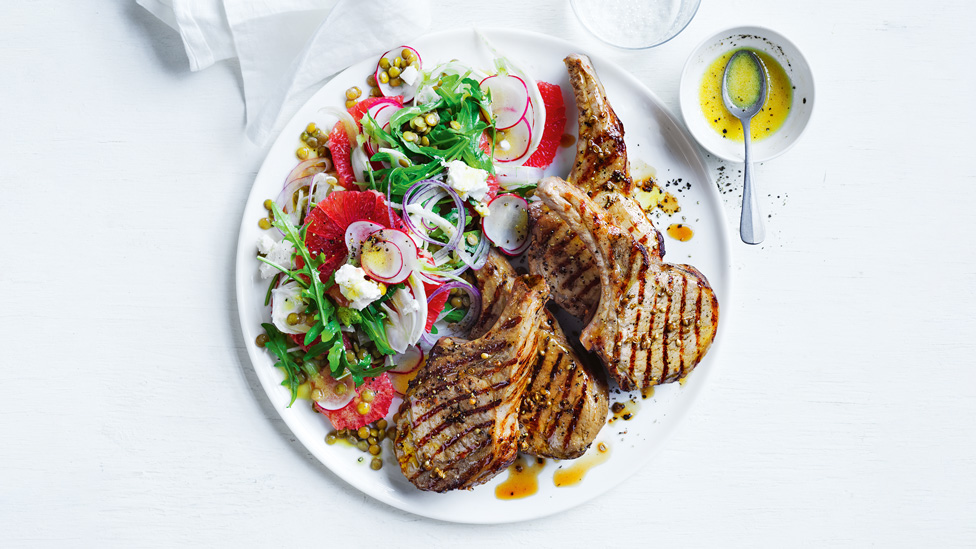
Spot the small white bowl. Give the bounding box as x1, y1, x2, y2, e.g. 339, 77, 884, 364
679, 26, 814, 162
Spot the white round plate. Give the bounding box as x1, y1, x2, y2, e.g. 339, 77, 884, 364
679, 25, 815, 162
236, 28, 732, 524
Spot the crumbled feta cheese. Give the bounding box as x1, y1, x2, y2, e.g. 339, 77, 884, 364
400, 64, 419, 86
259, 238, 295, 279
334, 264, 383, 310
256, 234, 276, 255
444, 159, 490, 202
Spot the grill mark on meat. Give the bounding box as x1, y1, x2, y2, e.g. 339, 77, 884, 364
660, 271, 672, 383
628, 275, 646, 383
693, 283, 703, 377
562, 372, 585, 449
677, 272, 688, 378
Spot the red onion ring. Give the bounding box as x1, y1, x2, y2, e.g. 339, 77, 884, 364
402, 180, 465, 259
423, 280, 482, 344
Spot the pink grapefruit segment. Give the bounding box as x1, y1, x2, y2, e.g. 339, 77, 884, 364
522, 82, 566, 168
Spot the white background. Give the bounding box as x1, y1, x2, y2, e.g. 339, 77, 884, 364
2, 0, 974, 546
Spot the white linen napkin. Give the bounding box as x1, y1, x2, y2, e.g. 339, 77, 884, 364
138, 0, 432, 146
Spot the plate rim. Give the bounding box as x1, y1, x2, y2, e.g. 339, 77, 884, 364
235, 26, 733, 523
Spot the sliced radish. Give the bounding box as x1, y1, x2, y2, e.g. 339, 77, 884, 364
480, 74, 530, 130
309, 373, 356, 411
360, 228, 419, 284
375, 46, 423, 103
492, 113, 533, 163
389, 370, 421, 396
363, 103, 397, 157
482, 194, 530, 255
344, 220, 384, 264
389, 344, 423, 374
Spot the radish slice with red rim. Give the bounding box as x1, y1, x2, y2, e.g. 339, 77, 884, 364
482, 194, 530, 255
360, 228, 419, 284
492, 112, 533, 163
480, 74, 529, 130
375, 46, 422, 102
389, 344, 423, 374
363, 103, 397, 157
310, 373, 356, 411
345, 220, 384, 264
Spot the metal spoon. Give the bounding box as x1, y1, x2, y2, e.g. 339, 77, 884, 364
722, 50, 767, 245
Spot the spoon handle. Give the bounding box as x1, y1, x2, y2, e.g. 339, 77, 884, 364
740, 122, 765, 244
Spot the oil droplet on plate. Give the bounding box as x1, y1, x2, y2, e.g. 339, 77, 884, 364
495, 454, 547, 500
553, 442, 612, 487
666, 223, 694, 241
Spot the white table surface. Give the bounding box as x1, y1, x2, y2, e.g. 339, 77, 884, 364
2, 0, 975, 546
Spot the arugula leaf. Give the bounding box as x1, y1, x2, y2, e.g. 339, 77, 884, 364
260, 323, 304, 407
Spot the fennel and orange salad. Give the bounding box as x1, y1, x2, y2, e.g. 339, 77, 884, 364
253, 43, 567, 448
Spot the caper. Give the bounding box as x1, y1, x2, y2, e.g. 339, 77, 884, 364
325, 432, 338, 445
357, 401, 371, 415
313, 127, 325, 139
450, 297, 463, 309
286, 313, 299, 326
317, 146, 328, 157
377, 419, 387, 430
462, 296, 470, 307
334, 382, 348, 397
258, 218, 272, 230
390, 77, 402, 87
368, 444, 381, 456
356, 440, 369, 452
386, 427, 397, 439
263, 199, 273, 210
296, 147, 311, 160
401, 48, 415, 62
357, 426, 370, 439
345, 99, 357, 109
311, 389, 324, 402
424, 113, 440, 126
378, 71, 390, 84
255, 334, 269, 347
366, 74, 377, 87
370, 458, 383, 470
370, 86, 382, 97
361, 389, 375, 403
306, 137, 319, 149
388, 66, 401, 78
345, 86, 362, 100
420, 135, 429, 146
393, 56, 402, 68
306, 122, 317, 134
402, 131, 418, 143
300, 131, 310, 142
367, 436, 378, 445
379, 57, 390, 69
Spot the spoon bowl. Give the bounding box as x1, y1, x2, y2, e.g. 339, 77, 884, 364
722, 50, 767, 245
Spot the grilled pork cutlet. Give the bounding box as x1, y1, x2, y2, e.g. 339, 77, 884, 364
519, 312, 609, 459
527, 53, 663, 322
470, 249, 609, 460
393, 275, 548, 492
536, 177, 719, 391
